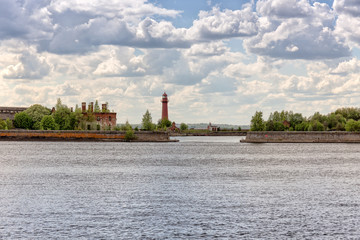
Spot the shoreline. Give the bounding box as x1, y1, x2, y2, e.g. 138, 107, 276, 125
241, 131, 360, 143
0, 130, 177, 142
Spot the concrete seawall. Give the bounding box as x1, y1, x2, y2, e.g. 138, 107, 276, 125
170, 131, 247, 136
0, 130, 175, 142
241, 131, 360, 143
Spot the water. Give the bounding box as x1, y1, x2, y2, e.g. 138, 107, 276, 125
1, 137, 360, 239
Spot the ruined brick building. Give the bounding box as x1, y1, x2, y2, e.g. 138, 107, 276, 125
81, 102, 117, 130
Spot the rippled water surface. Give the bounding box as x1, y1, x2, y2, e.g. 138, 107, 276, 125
1, 137, 360, 239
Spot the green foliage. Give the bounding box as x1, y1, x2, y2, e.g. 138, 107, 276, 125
94, 100, 101, 113
250, 111, 265, 131
273, 122, 285, 131
335, 107, 360, 121
5, 118, 13, 129
345, 119, 360, 132
124, 129, 136, 142
52, 98, 76, 130
265, 120, 285, 131
158, 119, 172, 129
326, 113, 346, 131
289, 113, 304, 128
309, 121, 325, 131
295, 122, 309, 131
265, 120, 274, 131
24, 104, 50, 123
135, 126, 139, 131
14, 112, 33, 129
41, 115, 56, 130
120, 120, 133, 131
180, 123, 188, 131
142, 110, 155, 131
238, 126, 242, 131
32, 121, 41, 130
0, 119, 6, 129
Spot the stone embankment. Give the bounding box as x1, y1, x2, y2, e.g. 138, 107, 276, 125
241, 131, 360, 143
169, 131, 247, 136
0, 130, 175, 142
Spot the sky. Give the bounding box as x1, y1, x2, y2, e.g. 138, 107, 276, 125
1, 0, 360, 125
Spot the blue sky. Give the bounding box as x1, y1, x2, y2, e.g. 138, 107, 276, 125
0, 0, 359, 124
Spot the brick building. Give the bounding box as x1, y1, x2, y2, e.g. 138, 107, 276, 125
81, 102, 117, 130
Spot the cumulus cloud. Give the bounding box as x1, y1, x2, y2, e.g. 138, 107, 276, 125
245, 0, 350, 59
330, 58, 360, 75
333, 0, 360, 17
189, 4, 258, 40
334, 0, 360, 47
185, 42, 229, 57
55, 82, 80, 96
1, 50, 52, 79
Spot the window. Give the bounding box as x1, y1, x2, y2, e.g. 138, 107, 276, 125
97, 116, 100, 121
109, 116, 111, 121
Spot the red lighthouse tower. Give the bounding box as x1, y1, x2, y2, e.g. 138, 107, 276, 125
161, 92, 169, 120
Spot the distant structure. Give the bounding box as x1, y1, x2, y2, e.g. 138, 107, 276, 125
0, 107, 28, 121
161, 92, 169, 120
168, 122, 179, 132
81, 102, 117, 130
207, 122, 219, 132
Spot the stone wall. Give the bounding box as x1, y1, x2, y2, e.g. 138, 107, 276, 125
242, 131, 360, 143
170, 131, 247, 136
0, 130, 173, 142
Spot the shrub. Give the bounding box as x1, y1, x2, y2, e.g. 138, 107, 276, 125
5, 118, 14, 129
14, 112, 33, 129
0, 120, 6, 129
345, 119, 360, 132
124, 129, 136, 142
180, 123, 188, 131
41, 115, 56, 130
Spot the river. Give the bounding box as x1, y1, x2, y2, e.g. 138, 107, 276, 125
1, 137, 360, 239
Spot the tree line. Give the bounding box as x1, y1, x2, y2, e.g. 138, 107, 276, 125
250, 107, 360, 132
1, 100, 189, 132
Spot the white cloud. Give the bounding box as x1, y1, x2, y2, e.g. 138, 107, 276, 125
334, 0, 360, 48
189, 5, 258, 40
1, 49, 52, 79
55, 82, 80, 96
245, 0, 350, 59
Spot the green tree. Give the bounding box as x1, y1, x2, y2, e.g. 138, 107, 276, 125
120, 120, 133, 131
180, 123, 188, 131
41, 115, 56, 130
94, 100, 101, 113
289, 113, 304, 128
14, 112, 33, 129
24, 104, 51, 124
345, 119, 360, 132
295, 122, 309, 131
265, 120, 275, 131
158, 118, 172, 129
326, 113, 346, 131
250, 111, 265, 131
53, 98, 72, 130
142, 110, 155, 131
335, 107, 360, 121
273, 121, 285, 131
5, 118, 14, 130
309, 121, 325, 131
0, 119, 6, 129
